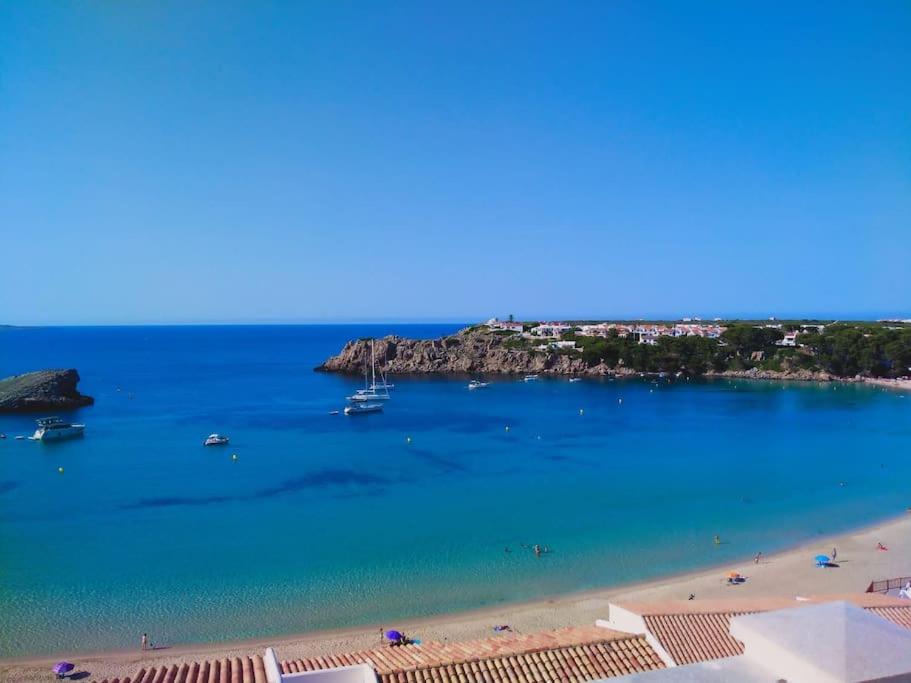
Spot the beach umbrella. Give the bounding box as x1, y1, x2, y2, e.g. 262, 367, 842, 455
53, 662, 74, 677
385, 630, 403, 642
815, 555, 830, 565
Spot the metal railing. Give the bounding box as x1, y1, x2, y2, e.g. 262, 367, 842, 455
866, 576, 911, 593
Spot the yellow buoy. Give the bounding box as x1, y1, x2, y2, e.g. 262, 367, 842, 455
58, 466, 64, 474
231, 453, 238, 462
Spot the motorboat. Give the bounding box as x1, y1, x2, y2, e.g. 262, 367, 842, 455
30, 417, 85, 442
523, 375, 540, 382
468, 380, 489, 390
569, 378, 582, 383
203, 433, 230, 446
344, 402, 383, 415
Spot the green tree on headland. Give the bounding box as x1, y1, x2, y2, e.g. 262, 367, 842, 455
558, 322, 911, 378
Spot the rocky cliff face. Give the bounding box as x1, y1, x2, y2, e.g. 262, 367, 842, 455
317, 327, 624, 376
318, 328, 858, 382
0, 369, 95, 413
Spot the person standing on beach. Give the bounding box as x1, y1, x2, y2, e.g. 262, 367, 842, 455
832, 547, 837, 560
141, 633, 148, 651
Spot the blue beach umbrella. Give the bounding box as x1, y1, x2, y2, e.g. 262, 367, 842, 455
53, 662, 75, 677
814, 554, 830, 565
385, 630, 403, 642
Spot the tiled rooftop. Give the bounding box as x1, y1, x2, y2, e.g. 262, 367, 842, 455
614, 595, 911, 666
93, 655, 269, 683
643, 612, 751, 666
92, 627, 664, 683
281, 626, 665, 682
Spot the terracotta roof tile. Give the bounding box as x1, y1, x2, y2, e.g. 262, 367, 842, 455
99, 658, 261, 683
276, 627, 663, 683
869, 606, 911, 630
639, 603, 911, 666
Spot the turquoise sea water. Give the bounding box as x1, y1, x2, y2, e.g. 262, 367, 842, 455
1, 325, 909, 657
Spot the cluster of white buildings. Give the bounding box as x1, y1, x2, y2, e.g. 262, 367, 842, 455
486, 318, 833, 349
577, 322, 725, 345
486, 319, 725, 346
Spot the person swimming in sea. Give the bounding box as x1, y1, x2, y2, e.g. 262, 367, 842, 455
714, 534, 721, 545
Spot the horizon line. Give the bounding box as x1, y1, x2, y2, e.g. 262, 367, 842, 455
3, 313, 909, 328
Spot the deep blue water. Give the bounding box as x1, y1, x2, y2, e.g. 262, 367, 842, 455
1, 325, 909, 657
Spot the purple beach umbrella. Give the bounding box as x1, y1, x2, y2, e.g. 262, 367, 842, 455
53, 662, 75, 676
385, 630, 403, 642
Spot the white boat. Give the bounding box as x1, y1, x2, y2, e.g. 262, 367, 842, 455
524, 375, 540, 382
348, 388, 391, 402
344, 402, 383, 415
468, 380, 489, 390
569, 378, 582, 383
203, 433, 229, 446
348, 341, 390, 402
31, 417, 85, 442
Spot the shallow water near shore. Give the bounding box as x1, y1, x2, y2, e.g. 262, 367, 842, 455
1, 324, 909, 657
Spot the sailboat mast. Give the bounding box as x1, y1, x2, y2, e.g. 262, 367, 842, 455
371, 340, 377, 388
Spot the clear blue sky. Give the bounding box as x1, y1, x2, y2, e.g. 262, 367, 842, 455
1, 2, 908, 324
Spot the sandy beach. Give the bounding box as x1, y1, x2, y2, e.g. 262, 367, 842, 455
864, 377, 911, 392
3, 512, 908, 683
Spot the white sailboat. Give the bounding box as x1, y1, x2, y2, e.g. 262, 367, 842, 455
346, 341, 390, 403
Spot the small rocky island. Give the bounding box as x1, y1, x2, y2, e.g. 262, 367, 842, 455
0, 369, 95, 413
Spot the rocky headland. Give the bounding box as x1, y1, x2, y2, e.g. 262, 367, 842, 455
317, 327, 605, 376
0, 369, 95, 413
317, 327, 865, 383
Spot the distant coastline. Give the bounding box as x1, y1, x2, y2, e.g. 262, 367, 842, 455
318, 319, 911, 384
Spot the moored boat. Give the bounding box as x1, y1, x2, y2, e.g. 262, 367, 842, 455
468, 380, 489, 390
203, 433, 229, 446
524, 375, 540, 382
348, 388, 391, 402
31, 417, 85, 442
347, 341, 391, 402
344, 402, 383, 415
